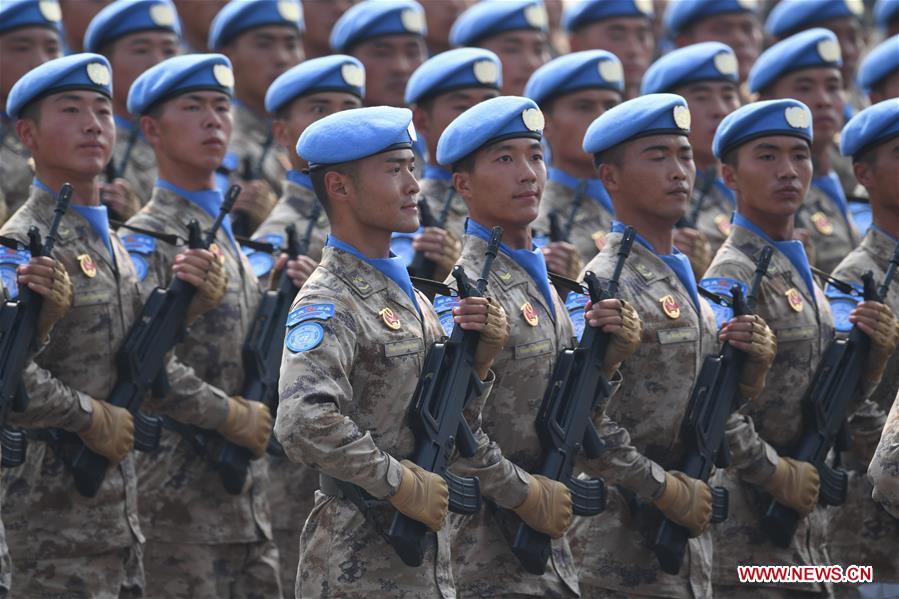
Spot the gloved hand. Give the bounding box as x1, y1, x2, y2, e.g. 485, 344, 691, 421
17, 256, 74, 341
584, 298, 642, 377
388, 459, 449, 532
79, 398, 135, 464
513, 474, 573, 539
541, 241, 582, 280
471, 298, 509, 380
174, 248, 227, 325
412, 227, 462, 282
674, 228, 711, 278
762, 456, 820, 517
653, 471, 712, 537
216, 396, 272, 458
850, 301, 899, 385
719, 314, 777, 400
233, 179, 277, 234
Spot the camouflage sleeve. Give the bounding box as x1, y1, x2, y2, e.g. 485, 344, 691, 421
723, 411, 778, 484
869, 392, 899, 517
275, 302, 404, 500
8, 360, 93, 432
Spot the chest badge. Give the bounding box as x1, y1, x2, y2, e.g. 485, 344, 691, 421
209, 242, 226, 264
660, 294, 681, 319
499, 270, 513, 282
810, 212, 834, 236
521, 302, 539, 326
714, 214, 732, 237
379, 307, 402, 330
77, 253, 97, 278
591, 230, 607, 251
785, 287, 804, 312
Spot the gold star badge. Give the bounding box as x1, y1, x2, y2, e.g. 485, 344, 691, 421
78, 253, 97, 278
660, 294, 680, 319
521, 302, 539, 326
379, 307, 401, 330
810, 212, 834, 235
785, 288, 804, 312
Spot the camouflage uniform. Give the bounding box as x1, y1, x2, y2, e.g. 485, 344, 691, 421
276, 244, 510, 598
705, 223, 836, 597
111, 118, 157, 205
447, 231, 579, 598
418, 172, 467, 241
123, 185, 280, 599
827, 227, 899, 588
870, 391, 899, 518
690, 170, 736, 255
0, 279, 8, 595
0, 121, 32, 219
571, 230, 718, 599
533, 176, 613, 265
230, 102, 290, 196
796, 181, 859, 275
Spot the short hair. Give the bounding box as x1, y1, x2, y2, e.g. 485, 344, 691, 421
18, 100, 42, 123
451, 151, 477, 173
309, 161, 360, 213
853, 146, 880, 167
593, 143, 625, 168
721, 148, 739, 167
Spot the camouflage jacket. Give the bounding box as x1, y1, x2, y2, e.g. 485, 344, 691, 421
533, 177, 612, 264
229, 102, 289, 196
870, 393, 899, 519
0, 122, 32, 219
111, 120, 157, 206
690, 171, 736, 256
797, 181, 859, 275
418, 176, 468, 242
123, 185, 271, 545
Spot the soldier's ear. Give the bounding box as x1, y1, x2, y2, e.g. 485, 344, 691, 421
452, 171, 472, 201
721, 163, 738, 191
140, 115, 161, 147
323, 170, 350, 205
597, 163, 618, 191
15, 119, 38, 153
852, 161, 874, 190
272, 118, 292, 151
412, 105, 430, 139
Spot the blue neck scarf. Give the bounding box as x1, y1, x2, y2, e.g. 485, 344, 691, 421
548, 166, 614, 215
713, 179, 736, 206
326, 235, 420, 315
157, 178, 236, 248
114, 114, 134, 134
812, 172, 849, 220
732, 212, 816, 306
611, 220, 700, 310
423, 165, 453, 182
34, 178, 113, 259
466, 219, 555, 317
287, 169, 313, 191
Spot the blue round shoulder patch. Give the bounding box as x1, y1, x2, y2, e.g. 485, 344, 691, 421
0, 265, 19, 299
248, 251, 275, 278
128, 253, 149, 282
829, 299, 856, 333
286, 322, 325, 353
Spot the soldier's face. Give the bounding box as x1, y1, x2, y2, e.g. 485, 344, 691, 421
677, 13, 762, 82
413, 87, 500, 159
59, 0, 109, 53
17, 91, 114, 179
109, 31, 179, 116
724, 136, 812, 219
677, 81, 740, 167
479, 31, 550, 96
173, 0, 226, 50
419, 0, 469, 53
767, 68, 844, 151
600, 135, 694, 223
456, 137, 546, 229
852, 140, 899, 206
275, 91, 363, 169
569, 18, 654, 96
543, 88, 621, 173
819, 16, 865, 80
143, 91, 232, 173
0, 27, 61, 101
353, 34, 426, 107
301, 0, 355, 55
348, 149, 420, 234
226, 26, 303, 103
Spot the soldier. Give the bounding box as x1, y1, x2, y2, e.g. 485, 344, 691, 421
58, 0, 108, 54
524, 50, 624, 265
749, 28, 860, 274
664, 0, 764, 90
419, 0, 468, 56
0, 0, 62, 220
876, 0, 899, 37
826, 99, 899, 596
171, 0, 224, 53
449, 0, 551, 97
124, 54, 284, 598
563, 0, 655, 99
870, 392, 899, 517
436, 95, 641, 597
571, 93, 776, 598
641, 42, 742, 257
209, 0, 304, 232
83, 0, 181, 217
300, 0, 354, 59
275, 105, 515, 597
859, 34, 899, 105
705, 99, 898, 597
1, 52, 224, 597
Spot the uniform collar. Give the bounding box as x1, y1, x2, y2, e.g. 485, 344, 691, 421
33, 178, 114, 260
156, 178, 236, 248
286, 169, 313, 191
547, 166, 614, 215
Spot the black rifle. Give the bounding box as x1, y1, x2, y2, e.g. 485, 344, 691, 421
0, 184, 72, 467
102, 124, 141, 223
210, 201, 323, 494
652, 246, 773, 574
50, 186, 239, 498
676, 167, 716, 229
408, 187, 455, 279
761, 242, 899, 548
504, 225, 636, 575
547, 180, 587, 244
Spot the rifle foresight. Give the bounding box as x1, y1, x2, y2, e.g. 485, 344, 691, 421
40, 183, 73, 256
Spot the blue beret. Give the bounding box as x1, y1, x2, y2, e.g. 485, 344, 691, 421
7, 53, 111, 119
766, 0, 862, 38
0, 0, 61, 34
209, 0, 302, 51
712, 99, 813, 159
450, 0, 548, 48
748, 28, 842, 94
858, 34, 899, 93
330, 0, 425, 53
664, 0, 758, 37
563, 0, 653, 33
437, 96, 544, 166
297, 106, 417, 168
127, 53, 233, 115
265, 55, 365, 113
583, 93, 691, 155
641, 42, 738, 94
84, 0, 180, 53
405, 48, 501, 105
525, 50, 624, 106
840, 99, 899, 157
875, 0, 899, 27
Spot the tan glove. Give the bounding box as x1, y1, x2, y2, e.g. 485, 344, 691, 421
36, 259, 73, 340
600, 299, 643, 377
861, 302, 899, 385
473, 298, 510, 379
674, 228, 711, 278
653, 471, 713, 537
737, 315, 777, 400
78, 398, 135, 464
388, 460, 449, 532
513, 474, 573, 539
234, 179, 277, 233
216, 396, 273, 458
761, 456, 820, 517
185, 254, 227, 325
